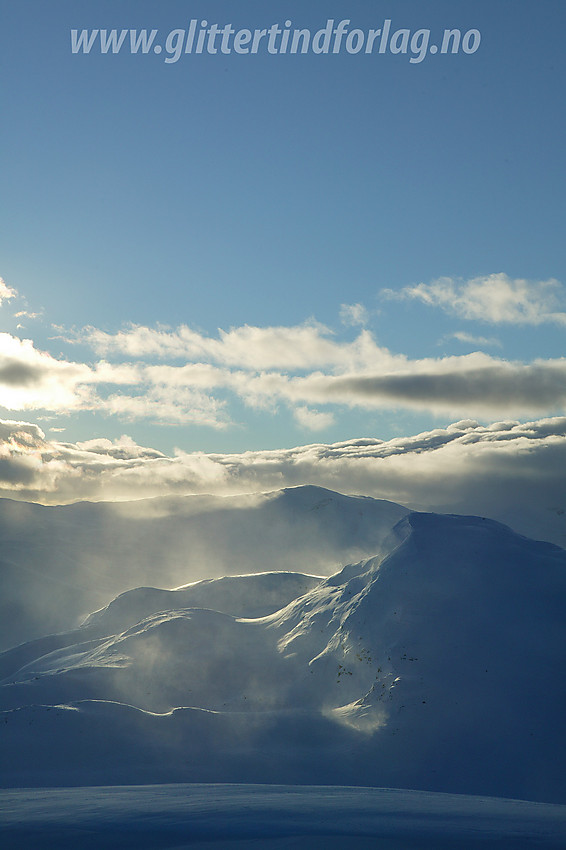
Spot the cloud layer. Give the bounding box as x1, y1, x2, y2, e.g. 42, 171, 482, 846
1, 415, 566, 548
2, 320, 566, 429
1, 271, 566, 432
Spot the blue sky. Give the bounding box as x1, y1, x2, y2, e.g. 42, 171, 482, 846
1, 0, 566, 458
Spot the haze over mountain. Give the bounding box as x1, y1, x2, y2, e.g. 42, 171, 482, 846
2, 505, 565, 805
0, 486, 408, 649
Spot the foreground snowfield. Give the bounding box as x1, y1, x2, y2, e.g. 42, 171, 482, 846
2, 784, 566, 848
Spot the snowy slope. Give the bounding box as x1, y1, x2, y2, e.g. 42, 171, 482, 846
2, 510, 565, 803
0, 486, 408, 649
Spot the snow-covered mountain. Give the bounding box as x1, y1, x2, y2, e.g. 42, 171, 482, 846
2, 509, 565, 804
0, 485, 408, 650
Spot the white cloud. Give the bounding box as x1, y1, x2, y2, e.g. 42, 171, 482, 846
75, 434, 167, 460
74, 322, 389, 372
340, 303, 369, 327
293, 406, 335, 431
448, 332, 502, 348
385, 273, 566, 325
0, 278, 17, 305
102, 386, 231, 427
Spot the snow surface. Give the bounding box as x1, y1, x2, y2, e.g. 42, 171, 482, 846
1, 784, 566, 848
2, 508, 565, 805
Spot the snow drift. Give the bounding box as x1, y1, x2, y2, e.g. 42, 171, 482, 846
2, 508, 565, 804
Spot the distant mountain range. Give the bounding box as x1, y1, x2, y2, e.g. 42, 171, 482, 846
1, 492, 565, 804
0, 485, 408, 649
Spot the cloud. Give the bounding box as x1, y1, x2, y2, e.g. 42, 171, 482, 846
229, 353, 566, 418
340, 303, 369, 327
293, 406, 335, 431
76, 321, 387, 371
15, 310, 43, 330
1, 416, 566, 548
0, 278, 17, 305
102, 386, 231, 428
447, 332, 502, 348
62, 318, 566, 420
5, 327, 566, 425
0, 333, 95, 410
385, 273, 566, 325
75, 434, 167, 460
73, 321, 415, 380
0, 333, 231, 426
